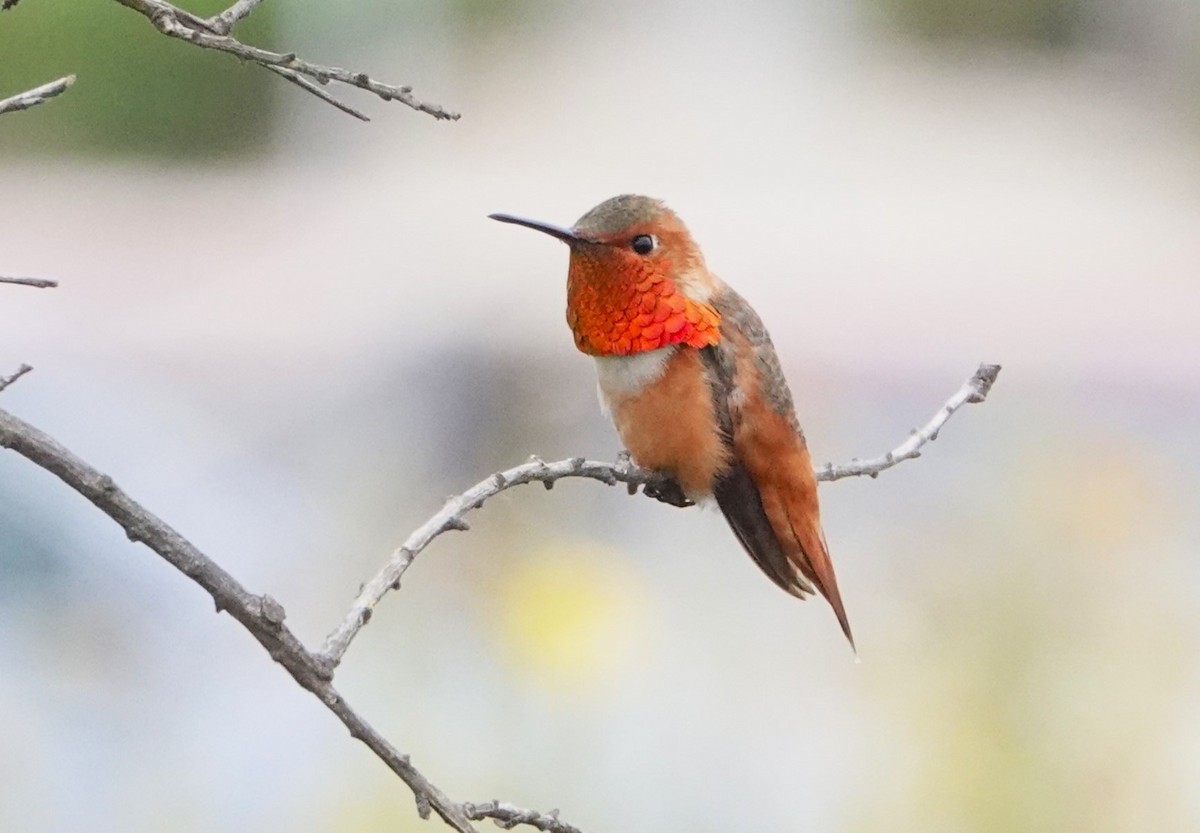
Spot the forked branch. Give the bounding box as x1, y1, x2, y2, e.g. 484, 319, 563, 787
110, 0, 458, 121
0, 407, 480, 833
0, 362, 1001, 833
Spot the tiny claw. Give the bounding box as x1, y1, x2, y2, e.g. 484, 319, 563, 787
643, 478, 695, 508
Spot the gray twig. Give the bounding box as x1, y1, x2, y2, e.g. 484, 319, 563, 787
206, 0, 264, 35
111, 0, 459, 121
264, 64, 370, 122
0, 276, 59, 288
0, 75, 75, 116
0, 363, 1000, 833
464, 802, 583, 833
319, 363, 1002, 667
815, 363, 1001, 481
0, 365, 33, 394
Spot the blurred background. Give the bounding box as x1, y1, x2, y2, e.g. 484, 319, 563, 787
2, 0, 1199, 831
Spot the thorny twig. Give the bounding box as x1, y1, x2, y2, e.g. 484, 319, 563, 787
319, 363, 1002, 667
110, 0, 458, 121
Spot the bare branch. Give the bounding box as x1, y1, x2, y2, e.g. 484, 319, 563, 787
0, 365, 33, 394
0, 407, 484, 833
464, 802, 583, 833
814, 363, 1001, 481
319, 363, 1002, 667
111, 0, 459, 121
0, 276, 58, 288
0, 75, 75, 116
318, 453, 660, 664
207, 0, 264, 35
0, 363, 999, 832
264, 65, 370, 122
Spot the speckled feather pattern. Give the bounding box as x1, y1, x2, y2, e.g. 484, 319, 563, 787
566, 250, 720, 356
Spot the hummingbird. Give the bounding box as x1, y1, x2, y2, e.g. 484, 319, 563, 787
490, 195, 853, 646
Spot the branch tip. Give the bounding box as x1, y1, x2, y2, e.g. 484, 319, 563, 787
967, 363, 1002, 403
0, 276, 59, 288
0, 75, 76, 116
0, 364, 34, 394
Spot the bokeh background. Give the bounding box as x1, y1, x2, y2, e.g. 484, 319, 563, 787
2, 1, 1199, 831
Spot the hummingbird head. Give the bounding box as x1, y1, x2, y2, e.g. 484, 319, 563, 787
490, 195, 721, 356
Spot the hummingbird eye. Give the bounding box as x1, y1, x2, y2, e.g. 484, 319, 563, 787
630, 234, 657, 255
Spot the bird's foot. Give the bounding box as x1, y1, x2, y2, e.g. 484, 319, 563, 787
643, 476, 695, 509
614, 451, 693, 507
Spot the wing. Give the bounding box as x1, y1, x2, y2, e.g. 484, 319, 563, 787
699, 340, 816, 599
702, 286, 854, 646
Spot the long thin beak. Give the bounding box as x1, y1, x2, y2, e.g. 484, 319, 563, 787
489, 212, 582, 244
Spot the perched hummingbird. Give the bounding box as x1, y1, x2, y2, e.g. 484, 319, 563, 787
490, 195, 852, 646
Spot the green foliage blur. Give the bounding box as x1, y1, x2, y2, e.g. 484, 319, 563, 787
869, 0, 1086, 46
0, 0, 278, 159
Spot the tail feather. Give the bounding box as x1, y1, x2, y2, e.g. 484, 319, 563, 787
716, 464, 854, 649
714, 463, 814, 598
777, 495, 855, 650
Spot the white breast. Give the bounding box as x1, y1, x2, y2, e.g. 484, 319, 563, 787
592, 346, 675, 417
